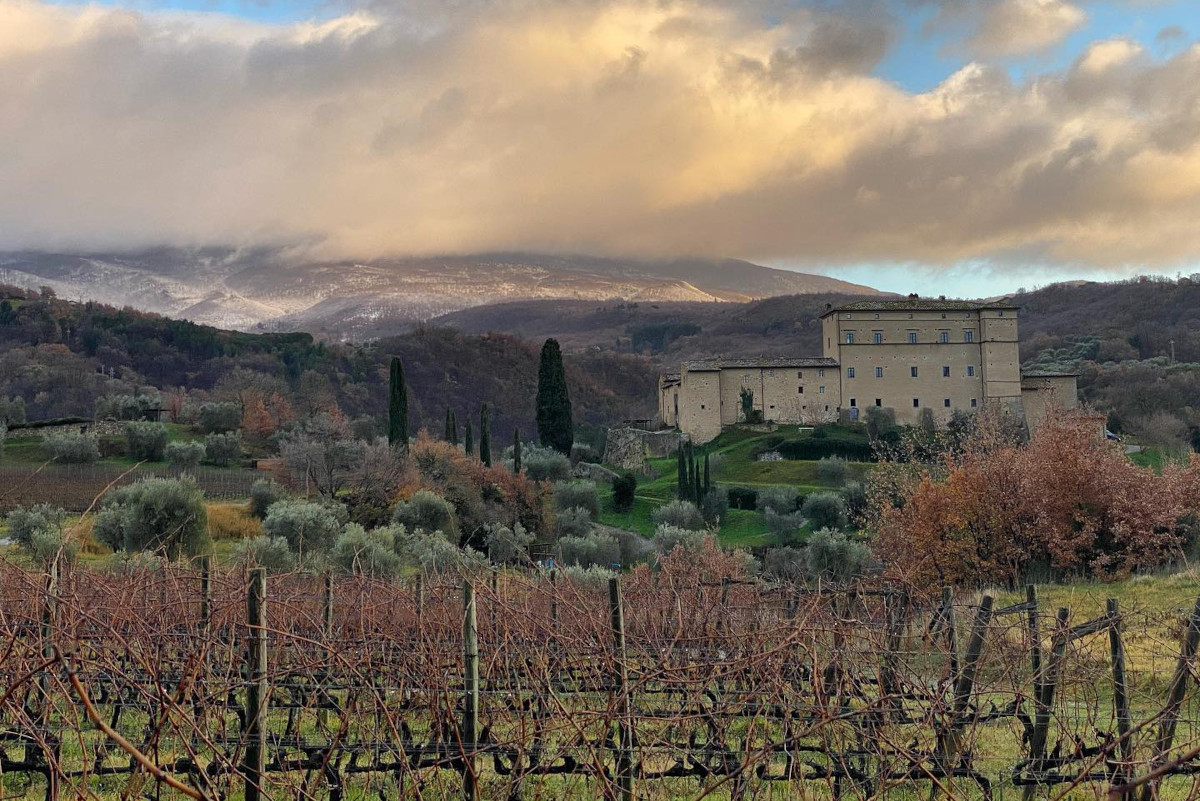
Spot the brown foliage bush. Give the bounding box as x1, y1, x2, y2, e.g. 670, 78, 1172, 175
869, 410, 1200, 587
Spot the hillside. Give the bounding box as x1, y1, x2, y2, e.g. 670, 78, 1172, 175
0, 286, 657, 442
0, 249, 881, 339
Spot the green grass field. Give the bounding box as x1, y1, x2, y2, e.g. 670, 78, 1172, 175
597, 425, 875, 549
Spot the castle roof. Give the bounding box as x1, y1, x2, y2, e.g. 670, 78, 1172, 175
1022, 371, 1080, 380
820, 298, 1020, 316
682, 357, 839, 372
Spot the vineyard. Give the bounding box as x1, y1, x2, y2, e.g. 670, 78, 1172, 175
4, 552, 1200, 800
0, 463, 260, 512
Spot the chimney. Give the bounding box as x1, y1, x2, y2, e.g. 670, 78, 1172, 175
825, 303, 832, 310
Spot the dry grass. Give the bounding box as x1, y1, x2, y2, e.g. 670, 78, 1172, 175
206, 502, 260, 541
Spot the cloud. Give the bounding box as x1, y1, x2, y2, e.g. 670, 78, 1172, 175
2, 0, 1200, 274
964, 0, 1086, 57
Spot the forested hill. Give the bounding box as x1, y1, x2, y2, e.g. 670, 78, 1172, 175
0, 286, 657, 441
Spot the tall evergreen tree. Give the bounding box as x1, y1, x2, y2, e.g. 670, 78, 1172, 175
513, 429, 522, 474
677, 446, 686, 500
444, 408, 454, 442
387, 356, 408, 448
464, 418, 474, 456
693, 458, 703, 504
479, 404, 492, 467
449, 410, 459, 446
703, 452, 711, 495
535, 338, 574, 455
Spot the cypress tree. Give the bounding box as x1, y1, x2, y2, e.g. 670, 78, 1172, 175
693, 458, 703, 504
387, 356, 408, 448
449, 410, 459, 446
677, 446, 686, 499
535, 338, 574, 455
513, 429, 522, 473
464, 418, 474, 457
479, 404, 492, 467
444, 408, 454, 442
703, 452, 711, 495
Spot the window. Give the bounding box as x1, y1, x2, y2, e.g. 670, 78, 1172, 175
910, 366, 919, 378
913, 398, 920, 408
846, 332, 856, 344
939, 330, 950, 343
819, 386, 826, 394
797, 371, 803, 379
874, 313, 880, 320
875, 367, 883, 378
941, 313, 947, 319
873, 331, 883, 344
798, 386, 804, 394
849, 398, 857, 408
964, 329, 975, 343
967, 366, 976, 377
818, 369, 825, 378
769, 404, 775, 410
766, 370, 774, 377
999, 311, 1005, 317
742, 375, 752, 384
847, 367, 856, 378
824, 405, 829, 412
875, 398, 882, 407
944, 398, 951, 408
971, 398, 978, 408
908, 331, 918, 344
942, 366, 950, 378
846, 313, 853, 319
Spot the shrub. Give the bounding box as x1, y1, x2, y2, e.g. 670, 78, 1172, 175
554, 480, 599, 519
393, 525, 486, 572
764, 509, 806, 539
569, 443, 596, 464
26, 526, 79, 566
43, 432, 100, 464
164, 440, 205, 469
612, 473, 638, 512
556, 564, 617, 588
5, 504, 67, 549
617, 530, 656, 566
775, 438, 873, 461
652, 500, 706, 531
125, 422, 169, 461
486, 522, 535, 565
558, 530, 621, 568
802, 492, 848, 530
762, 546, 807, 583
233, 536, 295, 573
698, 487, 729, 525
707, 452, 726, 477
816, 456, 851, 486
262, 500, 347, 554
0, 396, 27, 425
392, 490, 457, 539
806, 528, 873, 582
93, 477, 209, 559
865, 406, 898, 442
204, 431, 242, 466
250, 479, 288, 519
95, 394, 160, 422
517, 444, 572, 482
727, 487, 758, 511
331, 524, 403, 578
207, 503, 261, 541
654, 524, 707, 555
196, 402, 242, 434
841, 481, 868, 521
555, 506, 593, 539
758, 487, 802, 516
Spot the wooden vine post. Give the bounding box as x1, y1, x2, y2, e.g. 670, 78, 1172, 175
1107, 598, 1132, 800
462, 581, 480, 801
243, 568, 269, 801
1024, 606, 1070, 801
1138, 594, 1200, 801
609, 577, 635, 801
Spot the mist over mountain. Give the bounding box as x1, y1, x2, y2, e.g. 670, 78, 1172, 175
0, 250, 881, 339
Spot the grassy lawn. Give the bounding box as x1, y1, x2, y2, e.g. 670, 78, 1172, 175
597, 425, 875, 549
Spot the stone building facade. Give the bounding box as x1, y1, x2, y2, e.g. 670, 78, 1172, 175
660, 298, 1079, 443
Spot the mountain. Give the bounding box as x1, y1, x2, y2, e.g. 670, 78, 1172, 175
0, 249, 882, 340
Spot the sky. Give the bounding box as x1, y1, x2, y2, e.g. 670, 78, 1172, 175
7, 0, 1200, 297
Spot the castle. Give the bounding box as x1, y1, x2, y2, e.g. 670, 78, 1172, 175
658, 298, 1079, 443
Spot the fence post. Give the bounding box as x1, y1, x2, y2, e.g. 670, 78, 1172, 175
717, 576, 731, 634
1025, 585, 1040, 704
1139, 594, 1200, 801
941, 586, 959, 681
39, 558, 60, 801
1024, 606, 1069, 801
462, 581, 479, 801
319, 573, 333, 731
609, 577, 634, 801
935, 594, 992, 800
416, 572, 425, 625
200, 556, 212, 637
1107, 598, 1132, 800
243, 568, 268, 801
550, 569, 559, 644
